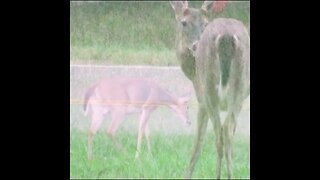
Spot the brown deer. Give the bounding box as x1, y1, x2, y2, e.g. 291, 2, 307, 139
170, 1, 250, 179
83, 77, 191, 160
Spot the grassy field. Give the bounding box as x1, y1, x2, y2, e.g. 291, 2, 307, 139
70, 130, 249, 179
70, 1, 250, 65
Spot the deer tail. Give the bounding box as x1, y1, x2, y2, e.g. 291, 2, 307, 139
83, 85, 96, 116
215, 34, 238, 87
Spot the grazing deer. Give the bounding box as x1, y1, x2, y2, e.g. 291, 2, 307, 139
170, 1, 250, 179
83, 77, 191, 160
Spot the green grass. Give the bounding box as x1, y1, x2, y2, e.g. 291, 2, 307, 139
70, 1, 250, 65
70, 45, 176, 66
70, 130, 249, 179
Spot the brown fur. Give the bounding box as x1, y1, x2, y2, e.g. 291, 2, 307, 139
170, 1, 250, 179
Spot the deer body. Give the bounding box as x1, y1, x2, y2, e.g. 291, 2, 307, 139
191, 18, 250, 179
193, 18, 250, 104
170, 1, 249, 179
84, 77, 191, 160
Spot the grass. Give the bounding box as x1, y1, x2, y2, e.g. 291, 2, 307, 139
70, 1, 250, 65
71, 45, 176, 66
70, 130, 249, 179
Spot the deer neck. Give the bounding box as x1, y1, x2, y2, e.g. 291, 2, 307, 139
156, 88, 180, 107
175, 32, 196, 81
176, 24, 195, 81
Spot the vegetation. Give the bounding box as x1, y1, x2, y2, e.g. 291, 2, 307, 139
70, 1, 249, 65
71, 130, 249, 178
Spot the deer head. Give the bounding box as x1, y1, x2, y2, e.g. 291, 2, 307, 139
170, 1, 213, 46
170, 1, 215, 80
170, 88, 193, 126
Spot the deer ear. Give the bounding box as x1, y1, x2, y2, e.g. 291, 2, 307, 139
169, 1, 177, 10
201, 1, 213, 11
182, 8, 190, 16
170, 1, 189, 18
200, 8, 209, 18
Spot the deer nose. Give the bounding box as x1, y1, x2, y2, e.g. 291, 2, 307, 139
181, 20, 187, 26
192, 43, 197, 51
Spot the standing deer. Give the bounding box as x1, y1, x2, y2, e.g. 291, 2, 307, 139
83, 77, 191, 160
170, 1, 250, 179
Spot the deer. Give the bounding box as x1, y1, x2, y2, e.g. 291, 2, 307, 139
83, 77, 192, 160
170, 1, 250, 179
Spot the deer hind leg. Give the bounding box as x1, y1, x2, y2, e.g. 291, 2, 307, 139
88, 113, 103, 160
107, 111, 126, 152
207, 108, 223, 179
185, 105, 209, 178
135, 109, 151, 160
223, 105, 241, 179
203, 85, 223, 179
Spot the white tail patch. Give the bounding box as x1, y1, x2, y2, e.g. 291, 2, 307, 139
215, 34, 222, 48
218, 76, 228, 102
233, 34, 239, 48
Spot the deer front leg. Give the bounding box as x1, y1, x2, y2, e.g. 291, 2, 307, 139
107, 111, 126, 153
144, 122, 153, 159
223, 110, 239, 179
185, 105, 209, 178
135, 109, 151, 160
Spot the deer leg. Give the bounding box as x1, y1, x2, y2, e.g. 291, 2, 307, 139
209, 109, 223, 179
135, 110, 151, 160
201, 82, 223, 179
88, 113, 103, 160
185, 105, 209, 178
223, 105, 241, 179
107, 111, 126, 152
144, 122, 153, 158
223, 112, 236, 179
